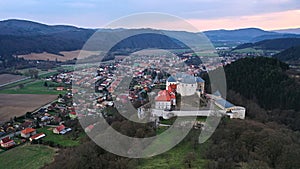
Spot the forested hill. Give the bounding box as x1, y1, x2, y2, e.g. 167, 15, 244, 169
222, 57, 300, 130
273, 45, 300, 64
233, 38, 300, 51
203, 28, 275, 42
201, 57, 300, 169
225, 57, 298, 110
0, 19, 96, 56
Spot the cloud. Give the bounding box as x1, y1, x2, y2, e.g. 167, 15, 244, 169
187, 10, 300, 31
0, 0, 299, 30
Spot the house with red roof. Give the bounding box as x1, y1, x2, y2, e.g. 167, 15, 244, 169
29, 133, 46, 142
53, 124, 71, 135
155, 86, 176, 110
53, 125, 65, 134
21, 128, 36, 138
0, 137, 15, 148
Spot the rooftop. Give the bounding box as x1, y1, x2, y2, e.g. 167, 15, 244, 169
215, 98, 235, 109
21, 128, 36, 135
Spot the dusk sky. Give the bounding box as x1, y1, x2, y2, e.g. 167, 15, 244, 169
1, 0, 300, 31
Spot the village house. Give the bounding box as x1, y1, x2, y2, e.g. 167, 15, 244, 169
155, 85, 176, 110
53, 124, 71, 135
29, 133, 46, 142
53, 125, 65, 134
0, 137, 15, 148
21, 128, 36, 138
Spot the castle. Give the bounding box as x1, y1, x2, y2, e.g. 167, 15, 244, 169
152, 74, 246, 120
155, 73, 205, 110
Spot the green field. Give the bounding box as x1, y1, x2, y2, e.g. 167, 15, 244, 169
0, 80, 66, 95
0, 145, 56, 169
0, 78, 34, 89
37, 127, 83, 147
232, 47, 280, 54
137, 140, 206, 169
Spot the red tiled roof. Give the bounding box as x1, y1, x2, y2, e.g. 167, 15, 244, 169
155, 90, 171, 102
30, 133, 46, 141
55, 125, 65, 132
1, 137, 12, 143
21, 128, 36, 135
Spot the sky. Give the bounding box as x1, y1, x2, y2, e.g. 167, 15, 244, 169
0, 0, 300, 31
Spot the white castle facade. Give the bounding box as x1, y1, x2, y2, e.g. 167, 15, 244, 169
166, 73, 205, 96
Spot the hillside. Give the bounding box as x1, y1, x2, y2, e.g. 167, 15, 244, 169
222, 57, 300, 130
0, 19, 90, 36
233, 38, 300, 51
0, 19, 96, 56
200, 57, 300, 169
202, 28, 300, 48
203, 28, 275, 42
274, 28, 300, 34
0, 19, 211, 55
273, 45, 300, 64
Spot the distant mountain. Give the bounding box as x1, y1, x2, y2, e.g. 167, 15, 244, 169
0, 19, 219, 55
273, 45, 300, 64
202, 28, 300, 47
234, 38, 300, 51
0, 19, 97, 56
274, 28, 300, 34
203, 28, 275, 42
202, 28, 278, 47
0, 19, 92, 36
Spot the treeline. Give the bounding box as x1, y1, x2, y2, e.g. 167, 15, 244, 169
234, 38, 300, 51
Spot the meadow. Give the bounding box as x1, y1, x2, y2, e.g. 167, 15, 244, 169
0, 80, 66, 95
0, 145, 56, 169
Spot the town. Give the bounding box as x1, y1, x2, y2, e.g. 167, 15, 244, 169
0, 49, 246, 156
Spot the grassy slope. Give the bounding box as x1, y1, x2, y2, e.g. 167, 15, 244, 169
0, 145, 56, 169
137, 140, 206, 169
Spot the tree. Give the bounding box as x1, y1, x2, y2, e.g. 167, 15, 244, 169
28, 69, 39, 79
